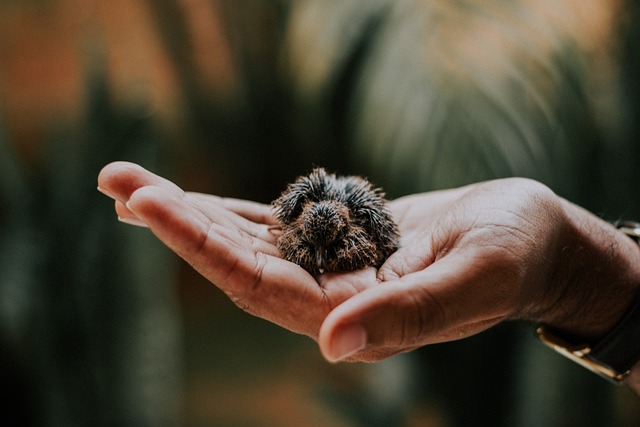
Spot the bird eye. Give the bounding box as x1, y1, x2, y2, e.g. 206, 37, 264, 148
272, 168, 333, 224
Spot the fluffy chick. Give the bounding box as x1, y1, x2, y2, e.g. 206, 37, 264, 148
272, 168, 399, 276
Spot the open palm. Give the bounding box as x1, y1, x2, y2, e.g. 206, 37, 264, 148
98, 162, 391, 340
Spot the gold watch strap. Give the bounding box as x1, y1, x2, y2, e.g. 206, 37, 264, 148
537, 326, 631, 383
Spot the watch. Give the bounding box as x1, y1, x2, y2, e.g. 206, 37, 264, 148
536, 220, 640, 383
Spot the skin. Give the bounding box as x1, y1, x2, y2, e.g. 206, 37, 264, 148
98, 161, 640, 394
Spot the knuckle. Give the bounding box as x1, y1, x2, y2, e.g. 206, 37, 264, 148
403, 286, 447, 344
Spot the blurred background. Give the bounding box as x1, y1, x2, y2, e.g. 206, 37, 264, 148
1, 0, 640, 426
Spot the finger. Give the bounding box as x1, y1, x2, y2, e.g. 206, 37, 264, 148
115, 200, 147, 227
128, 185, 280, 259
319, 252, 513, 362
316, 267, 379, 308
126, 185, 327, 336
376, 239, 435, 283
98, 161, 184, 204
375, 210, 461, 284
197, 194, 278, 226
98, 162, 278, 241
184, 193, 279, 244
317, 267, 378, 294
389, 186, 472, 240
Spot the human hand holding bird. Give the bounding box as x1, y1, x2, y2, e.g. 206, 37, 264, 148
98, 161, 640, 383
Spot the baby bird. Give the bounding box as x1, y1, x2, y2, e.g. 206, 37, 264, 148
272, 168, 399, 276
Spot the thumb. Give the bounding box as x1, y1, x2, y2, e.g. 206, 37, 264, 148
318, 279, 435, 363
318, 255, 512, 362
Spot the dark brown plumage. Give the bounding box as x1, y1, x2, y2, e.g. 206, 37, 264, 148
272, 168, 399, 275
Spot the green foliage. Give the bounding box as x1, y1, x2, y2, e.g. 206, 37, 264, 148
0, 69, 182, 426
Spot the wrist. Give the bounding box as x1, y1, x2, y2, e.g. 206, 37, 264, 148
528, 199, 640, 341
530, 205, 640, 385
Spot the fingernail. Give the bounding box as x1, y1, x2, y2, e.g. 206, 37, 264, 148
327, 323, 367, 362
118, 216, 148, 228
97, 186, 115, 199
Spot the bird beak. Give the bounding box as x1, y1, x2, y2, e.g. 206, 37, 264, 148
315, 248, 327, 274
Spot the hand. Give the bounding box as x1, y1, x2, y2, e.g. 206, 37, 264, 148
98, 162, 640, 394
96, 162, 480, 348
320, 178, 569, 361
320, 179, 640, 366
97, 161, 383, 339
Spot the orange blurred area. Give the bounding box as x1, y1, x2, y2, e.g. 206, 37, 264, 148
0, 0, 237, 167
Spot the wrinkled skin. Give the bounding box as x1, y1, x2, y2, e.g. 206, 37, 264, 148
98, 161, 640, 394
